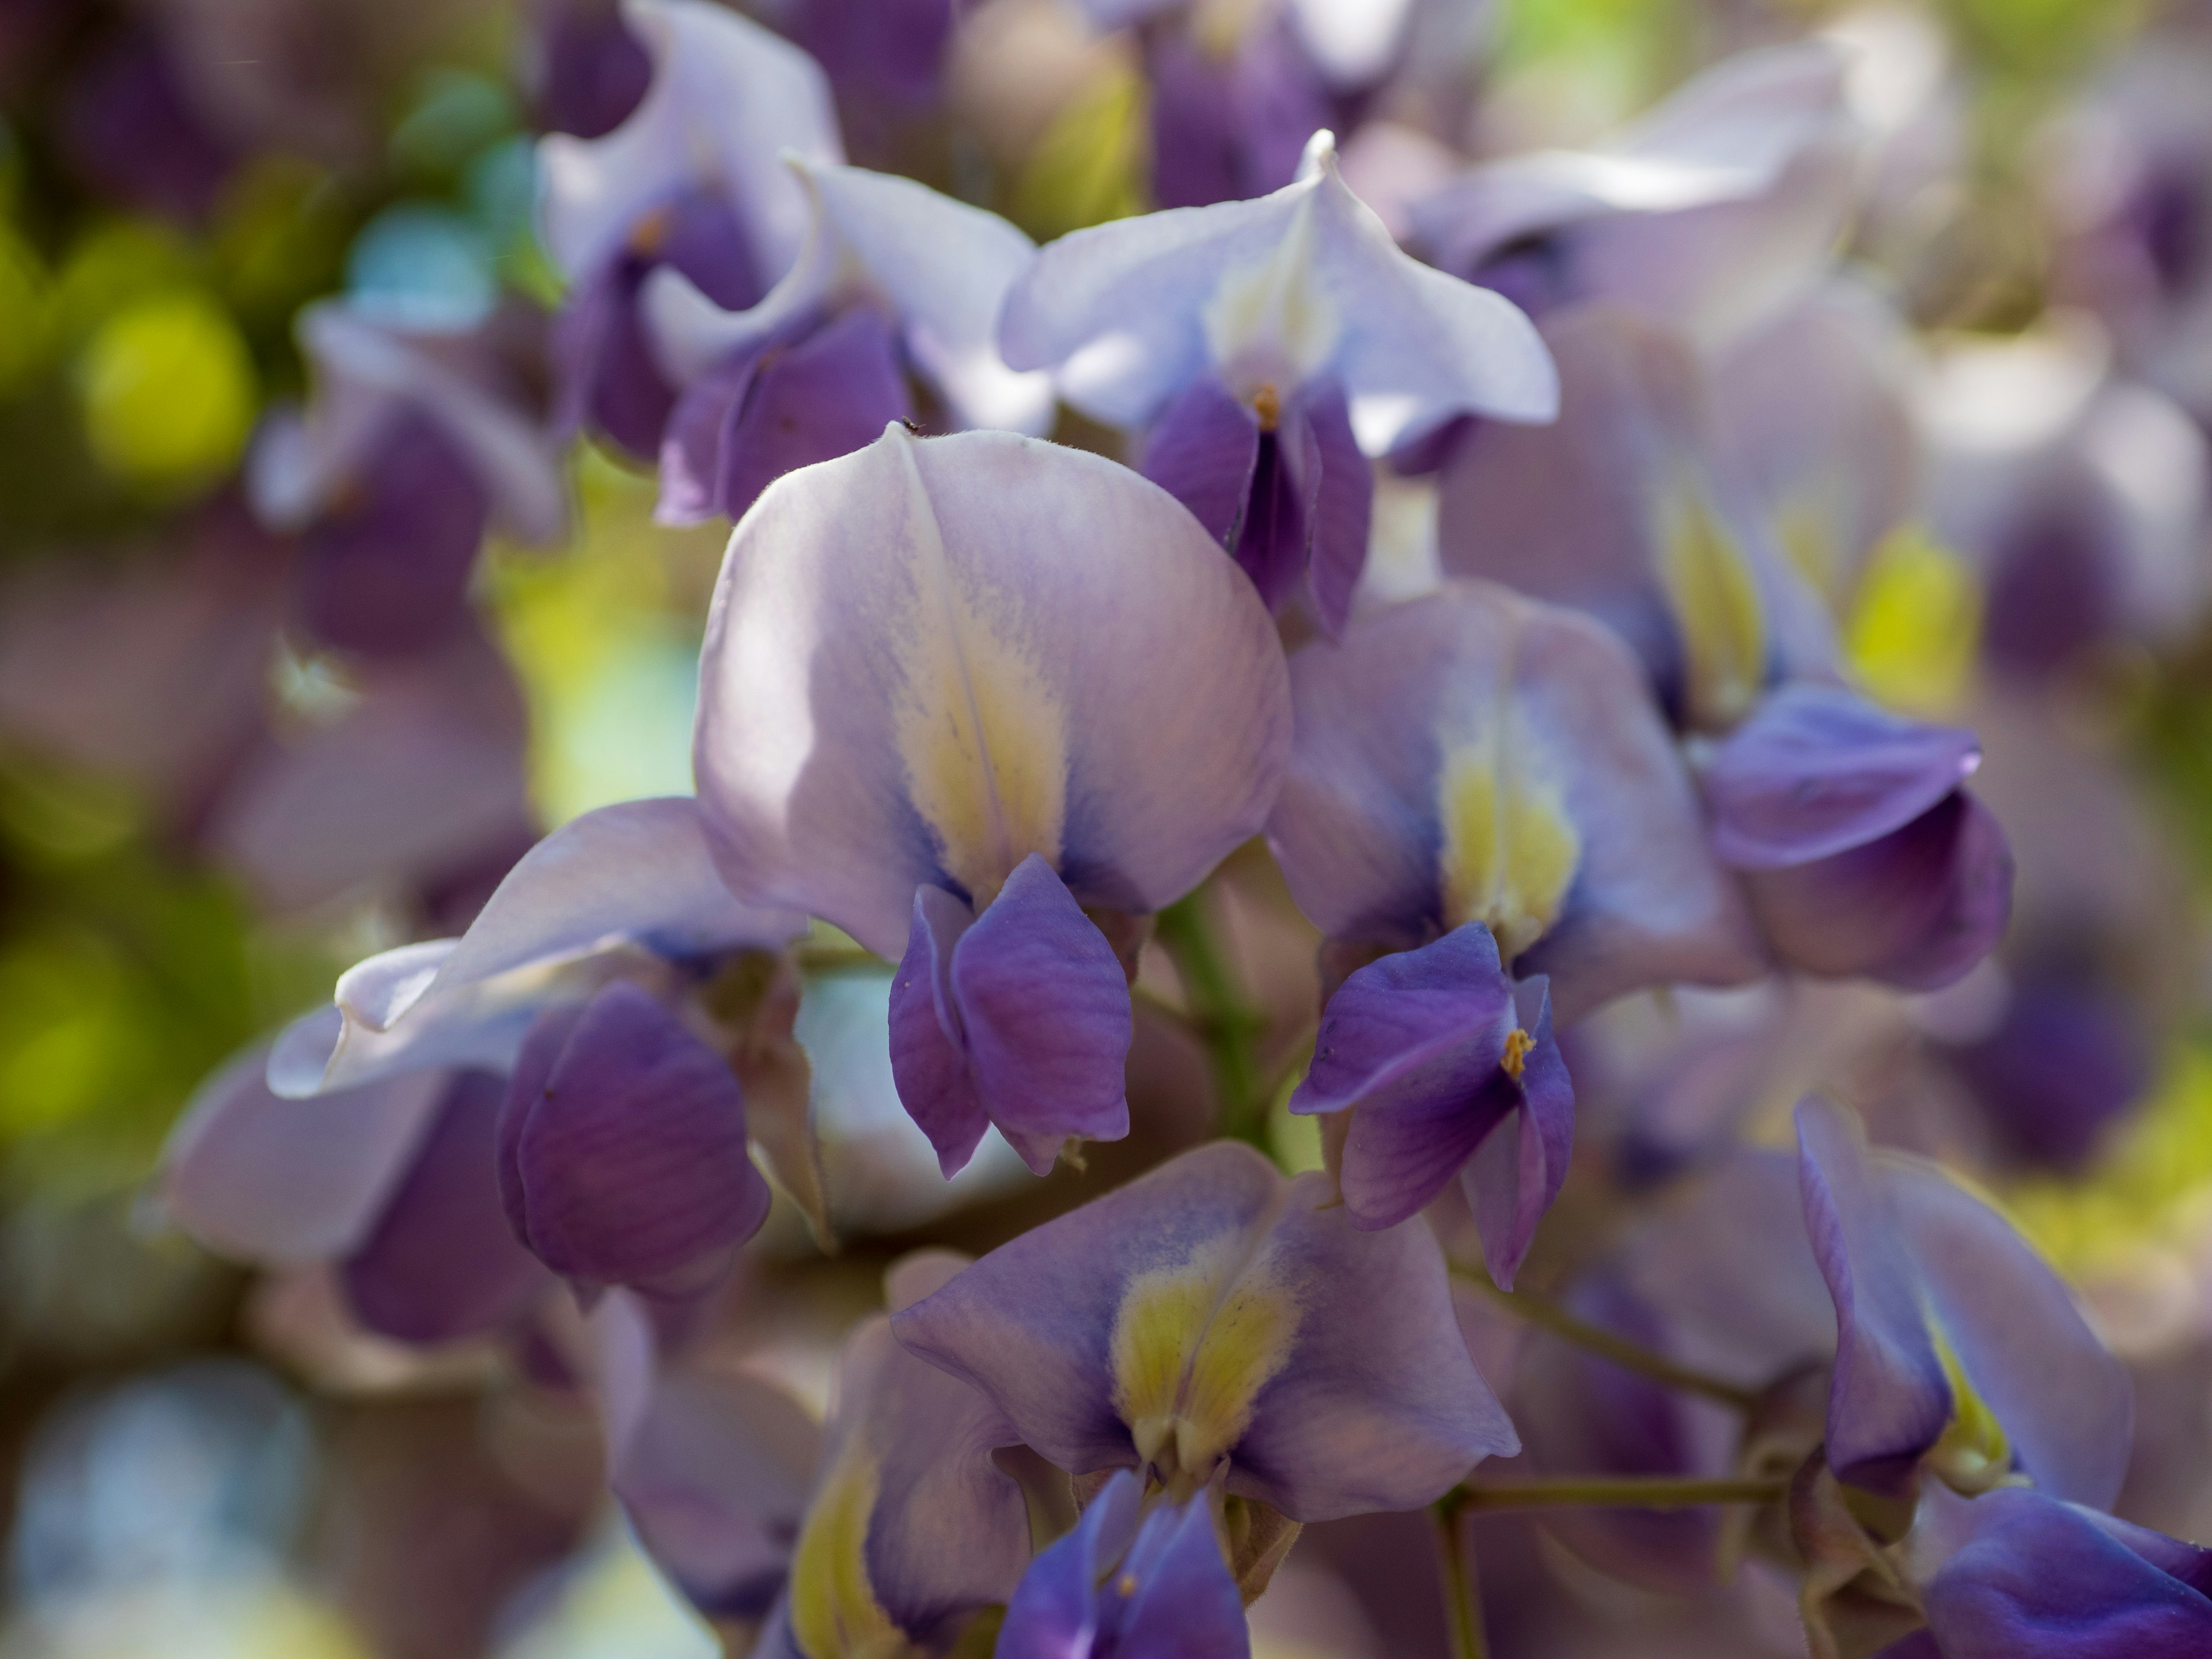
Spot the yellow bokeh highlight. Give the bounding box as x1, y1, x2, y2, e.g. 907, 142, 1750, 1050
0, 222, 47, 392
76, 291, 256, 490
1658, 489, 1767, 732
1009, 59, 1150, 242
1845, 526, 1983, 718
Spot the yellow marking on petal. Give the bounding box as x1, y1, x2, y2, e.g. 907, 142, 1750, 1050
1658, 488, 1767, 733
1501, 1028, 1535, 1081
1203, 188, 1341, 395
1926, 1328, 2025, 1498
788, 1445, 908, 1659
1845, 525, 1982, 719
1116, 1573, 1139, 1598
1434, 705, 1581, 962
1109, 1233, 1302, 1493
885, 436, 1070, 908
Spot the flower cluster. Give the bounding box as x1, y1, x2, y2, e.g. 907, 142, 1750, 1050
112, 0, 2212, 1656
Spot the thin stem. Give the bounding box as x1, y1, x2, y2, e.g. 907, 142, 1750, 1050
1152, 891, 1268, 1145
1433, 1503, 1488, 1659
1453, 1475, 1786, 1513
1462, 1273, 1760, 1412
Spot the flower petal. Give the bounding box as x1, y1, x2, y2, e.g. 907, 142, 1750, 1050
1794, 1099, 1950, 1498
787, 1316, 1028, 1654
997, 1470, 1139, 1658
593, 1291, 821, 1618
1915, 1488, 2212, 1659
499, 982, 770, 1286
1883, 1156, 2132, 1509
951, 853, 1133, 1174
1410, 43, 1856, 345
1141, 373, 1263, 547
888, 884, 994, 1179
1266, 581, 1762, 1017
1461, 976, 1574, 1291
537, 0, 840, 286
892, 1141, 1513, 1521
1291, 922, 1518, 1230
1298, 377, 1374, 638
340, 1072, 553, 1343
270, 798, 802, 1097
693, 425, 1291, 955
158, 1048, 449, 1264
1434, 304, 1830, 732
1001, 131, 1555, 448
1703, 684, 1983, 869
1110, 1496, 1252, 1658
1744, 791, 2013, 991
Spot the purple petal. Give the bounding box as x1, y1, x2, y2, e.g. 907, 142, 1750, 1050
800, 1318, 1030, 1645
1746, 792, 2013, 991
595, 1293, 820, 1617
1106, 1497, 1252, 1658
527, 0, 653, 139
59, 28, 233, 224
1265, 582, 1762, 1015
892, 1142, 1514, 1521
999, 134, 1555, 446
1291, 923, 1520, 1230
888, 884, 994, 1179
709, 307, 914, 525
498, 982, 770, 1287
692, 426, 1291, 956
998, 1472, 1140, 1658
341, 1073, 552, 1343
1919, 1488, 2212, 1659
552, 259, 678, 459
1704, 684, 1983, 869
1236, 414, 1319, 614
657, 334, 771, 525
952, 853, 1133, 1174
270, 797, 802, 1099
536, 0, 840, 288
1141, 375, 1262, 548
1794, 1099, 1950, 1498
1884, 1157, 2132, 1509
1461, 976, 1574, 1291
1296, 378, 1374, 638
1948, 980, 2151, 1171
1147, 18, 1330, 211
298, 414, 488, 659
1410, 43, 1855, 344
158, 1049, 449, 1264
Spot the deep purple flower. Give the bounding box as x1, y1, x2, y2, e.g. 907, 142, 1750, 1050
1292, 924, 1573, 1287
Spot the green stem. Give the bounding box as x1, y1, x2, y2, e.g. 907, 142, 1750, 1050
1433, 1503, 1488, 1659
1452, 1476, 1785, 1513
792, 942, 885, 975
1153, 891, 1268, 1145
1462, 1273, 1760, 1412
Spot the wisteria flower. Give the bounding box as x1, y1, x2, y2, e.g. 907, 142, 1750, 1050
1000, 129, 1556, 634
692, 425, 1291, 1175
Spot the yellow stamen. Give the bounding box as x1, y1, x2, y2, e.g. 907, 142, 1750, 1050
628, 204, 675, 258
1251, 383, 1281, 433
1116, 1574, 1139, 1597
1501, 1028, 1535, 1081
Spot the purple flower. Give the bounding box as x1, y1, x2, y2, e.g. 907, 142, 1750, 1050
642, 158, 1052, 525
1410, 41, 1861, 346
692, 426, 1291, 1174
1701, 684, 2013, 991
1143, 13, 1334, 210
248, 303, 569, 658
1291, 925, 1573, 1287
1264, 581, 1762, 1018
891, 1141, 1516, 1518
1001, 130, 1556, 634
997, 1471, 1250, 1659
537, 0, 842, 457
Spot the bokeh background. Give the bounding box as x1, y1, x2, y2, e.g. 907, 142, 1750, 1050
2, 0, 2212, 1653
